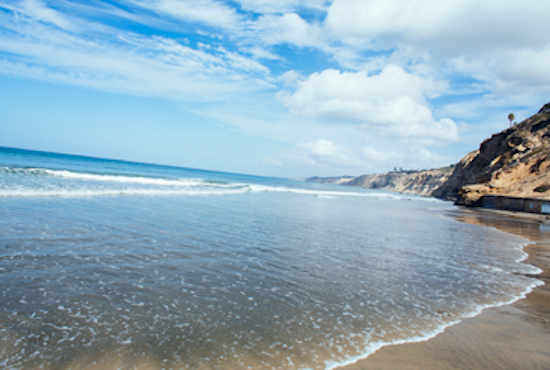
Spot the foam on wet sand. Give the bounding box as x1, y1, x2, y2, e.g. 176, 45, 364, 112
337, 208, 550, 370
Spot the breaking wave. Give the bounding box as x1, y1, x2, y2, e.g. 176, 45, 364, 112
0, 166, 425, 200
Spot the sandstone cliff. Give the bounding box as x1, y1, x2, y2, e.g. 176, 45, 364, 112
433, 103, 550, 205
307, 103, 550, 205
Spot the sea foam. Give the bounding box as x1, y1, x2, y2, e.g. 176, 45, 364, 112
0, 166, 424, 200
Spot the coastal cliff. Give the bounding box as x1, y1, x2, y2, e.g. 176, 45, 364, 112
307, 103, 550, 205
433, 103, 550, 205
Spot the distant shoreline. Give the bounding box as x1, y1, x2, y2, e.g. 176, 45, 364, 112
306, 167, 451, 197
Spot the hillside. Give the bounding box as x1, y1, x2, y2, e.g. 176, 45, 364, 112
307, 103, 550, 205
433, 103, 550, 205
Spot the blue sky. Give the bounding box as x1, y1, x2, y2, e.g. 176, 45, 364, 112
1, 0, 549, 178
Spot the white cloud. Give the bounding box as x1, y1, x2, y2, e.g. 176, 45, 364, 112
361, 145, 447, 169
236, 0, 328, 14
299, 139, 337, 156
499, 47, 550, 88
326, 0, 550, 52
244, 13, 325, 48
2, 0, 75, 30
243, 46, 281, 61
442, 46, 550, 106
275, 138, 451, 175
278, 65, 458, 142
126, 0, 330, 51
214, 46, 271, 75
0, 8, 273, 102
327, 0, 455, 40
361, 146, 398, 163
279, 70, 301, 87
324, 0, 550, 104
131, 0, 240, 29
296, 139, 363, 168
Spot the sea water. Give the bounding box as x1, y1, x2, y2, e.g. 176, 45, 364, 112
0, 146, 542, 370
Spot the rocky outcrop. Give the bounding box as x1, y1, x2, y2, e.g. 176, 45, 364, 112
433, 104, 550, 205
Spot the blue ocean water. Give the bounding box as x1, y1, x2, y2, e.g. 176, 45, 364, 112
0, 146, 542, 370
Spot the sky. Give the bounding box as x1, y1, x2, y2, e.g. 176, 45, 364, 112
0, 0, 549, 178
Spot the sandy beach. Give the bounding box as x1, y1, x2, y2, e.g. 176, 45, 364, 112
338, 207, 550, 370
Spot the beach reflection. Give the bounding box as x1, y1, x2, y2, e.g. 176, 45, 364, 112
449, 208, 550, 241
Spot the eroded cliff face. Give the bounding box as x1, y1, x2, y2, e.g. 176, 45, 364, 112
432, 103, 550, 205
306, 168, 452, 196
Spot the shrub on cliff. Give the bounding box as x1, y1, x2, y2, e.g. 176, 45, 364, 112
539, 103, 550, 114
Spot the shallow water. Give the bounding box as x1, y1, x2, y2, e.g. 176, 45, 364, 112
0, 147, 542, 369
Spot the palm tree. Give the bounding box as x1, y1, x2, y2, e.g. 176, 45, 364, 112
508, 113, 515, 127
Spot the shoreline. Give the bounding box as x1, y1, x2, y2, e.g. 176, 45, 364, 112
336, 206, 550, 370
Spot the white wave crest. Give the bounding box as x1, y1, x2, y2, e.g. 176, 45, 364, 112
0, 166, 431, 200
42, 169, 213, 187
0, 186, 404, 199
0, 187, 252, 198
248, 184, 425, 200
1, 166, 227, 187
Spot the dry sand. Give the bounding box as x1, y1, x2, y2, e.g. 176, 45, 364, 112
338, 207, 550, 370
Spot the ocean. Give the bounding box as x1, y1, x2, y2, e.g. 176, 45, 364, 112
0, 146, 542, 370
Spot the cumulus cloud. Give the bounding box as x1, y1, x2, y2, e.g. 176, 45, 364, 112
278, 65, 458, 142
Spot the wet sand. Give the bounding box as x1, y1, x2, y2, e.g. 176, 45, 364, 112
338, 207, 550, 370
